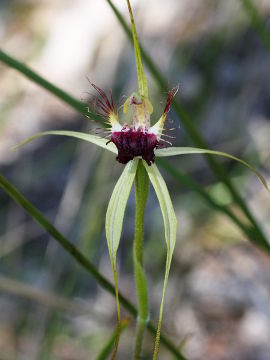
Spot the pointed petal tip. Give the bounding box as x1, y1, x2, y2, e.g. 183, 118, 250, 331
163, 85, 179, 115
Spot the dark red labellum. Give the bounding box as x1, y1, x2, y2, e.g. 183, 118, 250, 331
109, 127, 160, 165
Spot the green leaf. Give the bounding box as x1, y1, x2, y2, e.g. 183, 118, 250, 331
143, 162, 177, 360
156, 147, 269, 192
13, 130, 117, 154
105, 159, 138, 359
126, 0, 148, 98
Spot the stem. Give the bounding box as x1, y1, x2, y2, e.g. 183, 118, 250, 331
111, 267, 121, 360
133, 160, 149, 359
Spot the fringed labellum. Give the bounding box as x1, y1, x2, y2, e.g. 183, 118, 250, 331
90, 83, 179, 165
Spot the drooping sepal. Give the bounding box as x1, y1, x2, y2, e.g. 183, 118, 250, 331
105, 159, 138, 358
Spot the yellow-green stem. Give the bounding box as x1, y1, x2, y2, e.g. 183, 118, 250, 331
133, 160, 149, 359
111, 265, 121, 360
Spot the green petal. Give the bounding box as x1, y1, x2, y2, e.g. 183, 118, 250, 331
155, 147, 269, 192
143, 162, 177, 360
105, 159, 138, 358
13, 130, 117, 154
126, 0, 148, 98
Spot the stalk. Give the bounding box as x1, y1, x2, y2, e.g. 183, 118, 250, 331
133, 160, 149, 359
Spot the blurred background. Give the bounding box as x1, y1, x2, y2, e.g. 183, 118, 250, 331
1, 0, 270, 359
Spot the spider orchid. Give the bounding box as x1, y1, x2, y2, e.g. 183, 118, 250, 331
15, 1, 269, 359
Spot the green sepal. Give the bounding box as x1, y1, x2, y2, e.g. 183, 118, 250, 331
105, 159, 138, 358
106, 159, 138, 262
155, 146, 269, 192
13, 130, 117, 154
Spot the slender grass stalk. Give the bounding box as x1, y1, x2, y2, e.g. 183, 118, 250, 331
0, 173, 187, 360
0, 49, 99, 122
106, 0, 268, 250
96, 318, 130, 360
240, 0, 270, 53
133, 161, 149, 359
111, 269, 121, 360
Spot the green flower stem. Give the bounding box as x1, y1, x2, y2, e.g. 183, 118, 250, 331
0, 173, 187, 360
106, 0, 268, 249
134, 161, 149, 264
133, 160, 149, 359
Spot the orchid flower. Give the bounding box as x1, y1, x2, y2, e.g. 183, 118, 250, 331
15, 1, 269, 359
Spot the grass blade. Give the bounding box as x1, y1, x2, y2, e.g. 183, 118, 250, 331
240, 0, 270, 53
0, 49, 99, 121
